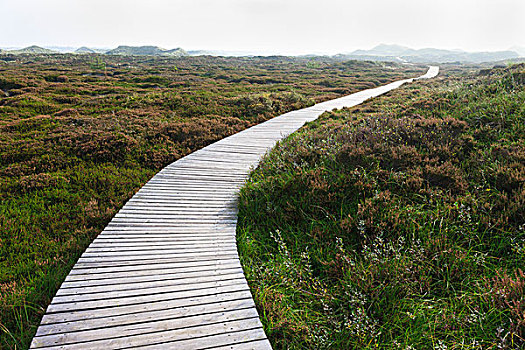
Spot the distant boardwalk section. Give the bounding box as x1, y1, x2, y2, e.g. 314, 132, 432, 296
30, 67, 438, 349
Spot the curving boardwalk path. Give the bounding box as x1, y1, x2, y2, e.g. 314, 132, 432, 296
30, 66, 439, 350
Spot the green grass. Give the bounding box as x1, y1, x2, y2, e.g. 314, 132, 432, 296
0, 53, 424, 349
237, 64, 525, 349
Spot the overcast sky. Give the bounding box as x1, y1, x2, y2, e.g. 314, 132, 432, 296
1, 0, 524, 54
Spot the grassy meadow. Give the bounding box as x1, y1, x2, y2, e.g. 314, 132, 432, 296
0, 53, 424, 349
238, 64, 525, 349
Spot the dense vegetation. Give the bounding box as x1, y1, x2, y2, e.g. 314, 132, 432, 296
238, 64, 525, 348
0, 53, 423, 349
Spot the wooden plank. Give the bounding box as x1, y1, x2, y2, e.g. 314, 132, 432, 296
132, 193, 239, 199
205, 143, 271, 150
116, 209, 237, 215
108, 219, 238, 225
126, 195, 240, 202
197, 150, 262, 158
100, 226, 235, 231
147, 173, 249, 179
133, 191, 240, 197
62, 267, 244, 288
98, 230, 236, 236
111, 214, 237, 220
32, 318, 265, 349
134, 191, 238, 196
123, 200, 237, 207
35, 300, 257, 338
113, 215, 237, 221
99, 226, 236, 232
139, 185, 241, 191
140, 182, 241, 188
66, 268, 244, 286
106, 220, 237, 226
90, 240, 235, 246
115, 209, 237, 215
89, 240, 235, 248
120, 203, 237, 209
91, 240, 235, 247
127, 198, 239, 204
77, 250, 240, 263
76, 252, 239, 263
119, 204, 237, 210
40, 290, 254, 324
105, 221, 238, 226
199, 149, 265, 156
159, 167, 250, 175
125, 199, 239, 206
70, 259, 241, 276
93, 234, 235, 241
162, 164, 250, 171
72, 256, 241, 269
46, 283, 251, 313
83, 245, 238, 255
35, 298, 255, 337
84, 244, 238, 254
152, 174, 248, 182
105, 222, 238, 227
79, 247, 239, 257
55, 273, 246, 298
175, 158, 258, 166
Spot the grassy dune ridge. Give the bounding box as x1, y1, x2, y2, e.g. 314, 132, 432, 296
237, 64, 525, 348
0, 54, 424, 349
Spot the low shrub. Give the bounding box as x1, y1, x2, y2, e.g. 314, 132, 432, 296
238, 64, 525, 349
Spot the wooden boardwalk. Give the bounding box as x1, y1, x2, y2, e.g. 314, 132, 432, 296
30, 67, 438, 350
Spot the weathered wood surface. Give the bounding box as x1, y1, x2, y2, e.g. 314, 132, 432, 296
30, 67, 438, 349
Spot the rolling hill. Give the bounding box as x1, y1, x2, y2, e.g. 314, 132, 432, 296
75, 46, 96, 54
105, 45, 188, 56
337, 44, 520, 63
2, 45, 58, 55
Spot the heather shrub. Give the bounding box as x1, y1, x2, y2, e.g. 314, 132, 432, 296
238, 64, 525, 348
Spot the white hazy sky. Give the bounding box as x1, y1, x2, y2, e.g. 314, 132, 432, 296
1, 0, 524, 54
